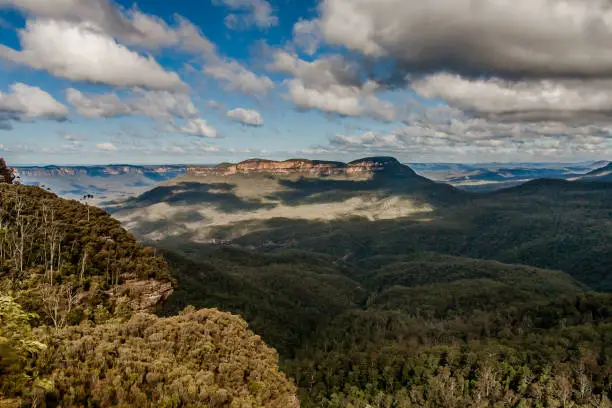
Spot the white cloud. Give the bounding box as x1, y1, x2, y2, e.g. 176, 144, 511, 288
0, 0, 213, 52
0, 82, 68, 129
124, 9, 180, 49
213, 0, 278, 30
269, 51, 395, 120
96, 142, 117, 151
206, 100, 227, 110
174, 16, 215, 55
319, 0, 612, 79
66, 88, 220, 139
170, 118, 218, 138
413, 74, 612, 123
66, 88, 131, 118
319, 105, 612, 161
204, 56, 274, 95
0, 0, 129, 34
0, 19, 186, 90
66, 88, 198, 120
293, 19, 322, 56
227, 108, 264, 126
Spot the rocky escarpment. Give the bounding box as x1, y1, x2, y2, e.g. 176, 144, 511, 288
188, 156, 416, 177
107, 276, 174, 313
0, 158, 14, 184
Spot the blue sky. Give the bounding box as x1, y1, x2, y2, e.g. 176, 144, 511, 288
1, 0, 612, 165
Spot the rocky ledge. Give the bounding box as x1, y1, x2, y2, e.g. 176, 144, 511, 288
188, 157, 416, 177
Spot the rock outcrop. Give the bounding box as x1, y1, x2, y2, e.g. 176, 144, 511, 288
108, 277, 174, 313
0, 158, 14, 184
188, 156, 415, 177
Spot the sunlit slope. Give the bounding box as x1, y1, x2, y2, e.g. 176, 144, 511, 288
109, 158, 464, 243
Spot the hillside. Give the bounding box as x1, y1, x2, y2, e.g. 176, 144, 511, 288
0, 181, 298, 407
109, 157, 465, 243
570, 162, 612, 182
0, 183, 171, 321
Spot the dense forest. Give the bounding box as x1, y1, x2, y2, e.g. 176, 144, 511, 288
148, 171, 612, 407
5, 155, 612, 407
162, 246, 612, 407
0, 164, 297, 407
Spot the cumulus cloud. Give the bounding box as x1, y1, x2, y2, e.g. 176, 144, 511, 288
292, 19, 322, 56
213, 0, 278, 30
67, 88, 220, 139
227, 108, 264, 126
0, 82, 69, 129
0, 0, 214, 52
0, 19, 185, 90
0, 0, 131, 36
174, 16, 216, 55
66, 88, 198, 120
268, 51, 395, 120
96, 142, 117, 151
320, 0, 612, 80
204, 56, 274, 95
319, 105, 612, 161
169, 118, 218, 138
1, 0, 272, 98
413, 74, 612, 123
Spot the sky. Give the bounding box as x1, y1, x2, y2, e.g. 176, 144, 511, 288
2, 0, 612, 165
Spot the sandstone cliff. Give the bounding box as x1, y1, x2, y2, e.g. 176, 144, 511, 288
188, 157, 416, 177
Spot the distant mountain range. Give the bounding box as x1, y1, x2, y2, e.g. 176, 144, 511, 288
411, 161, 610, 192
14, 164, 187, 202
11, 159, 612, 200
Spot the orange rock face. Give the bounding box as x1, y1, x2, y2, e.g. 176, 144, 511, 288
188, 157, 410, 177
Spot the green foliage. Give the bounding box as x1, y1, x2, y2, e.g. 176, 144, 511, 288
288, 296, 612, 407
36, 308, 298, 407
0, 295, 46, 403
160, 245, 611, 407
162, 248, 365, 356
0, 184, 170, 326
0, 184, 298, 407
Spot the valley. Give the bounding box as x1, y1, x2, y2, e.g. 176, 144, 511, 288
114, 156, 612, 406
4, 0, 612, 406
4, 156, 612, 407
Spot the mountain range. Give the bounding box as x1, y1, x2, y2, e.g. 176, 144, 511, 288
15, 160, 609, 200
14, 164, 187, 202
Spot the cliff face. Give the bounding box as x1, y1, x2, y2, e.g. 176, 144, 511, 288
188, 157, 415, 177
0, 158, 14, 184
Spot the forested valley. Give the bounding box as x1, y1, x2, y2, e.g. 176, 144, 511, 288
3, 155, 612, 407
